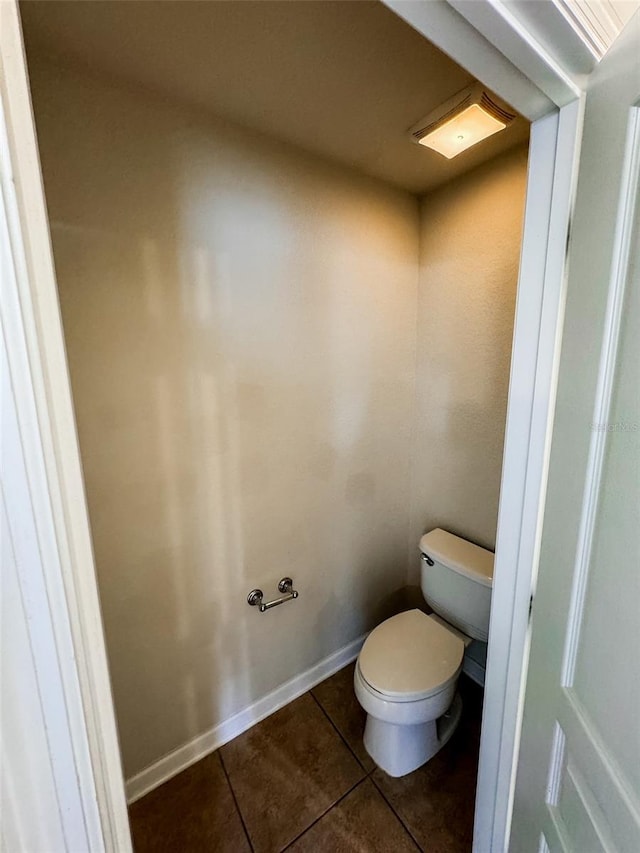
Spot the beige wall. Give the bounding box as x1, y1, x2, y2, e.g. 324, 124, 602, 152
408, 146, 528, 578
29, 57, 527, 779
29, 60, 420, 778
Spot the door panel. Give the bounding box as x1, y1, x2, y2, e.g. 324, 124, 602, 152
571, 215, 640, 791
510, 12, 640, 853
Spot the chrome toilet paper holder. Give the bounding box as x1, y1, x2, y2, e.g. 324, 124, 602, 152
247, 577, 298, 613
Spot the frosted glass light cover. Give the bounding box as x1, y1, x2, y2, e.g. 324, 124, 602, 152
418, 104, 506, 159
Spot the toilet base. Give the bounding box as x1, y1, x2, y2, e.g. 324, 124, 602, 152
363, 692, 463, 777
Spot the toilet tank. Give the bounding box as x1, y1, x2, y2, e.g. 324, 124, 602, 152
419, 529, 494, 642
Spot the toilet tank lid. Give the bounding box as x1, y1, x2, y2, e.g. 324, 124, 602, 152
419, 529, 494, 588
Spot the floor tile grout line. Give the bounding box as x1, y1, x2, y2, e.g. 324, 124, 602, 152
217, 750, 255, 853
279, 775, 369, 852
369, 773, 424, 852
309, 690, 422, 851
309, 689, 371, 775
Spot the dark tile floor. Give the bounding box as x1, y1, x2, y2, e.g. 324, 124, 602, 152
129, 664, 483, 852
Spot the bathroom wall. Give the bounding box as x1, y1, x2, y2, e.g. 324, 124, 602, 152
409, 146, 528, 576
28, 59, 420, 779
28, 51, 527, 781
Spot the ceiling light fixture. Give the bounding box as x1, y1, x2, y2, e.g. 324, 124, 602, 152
408, 84, 516, 159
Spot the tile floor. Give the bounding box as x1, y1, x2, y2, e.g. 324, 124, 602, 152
129, 664, 483, 852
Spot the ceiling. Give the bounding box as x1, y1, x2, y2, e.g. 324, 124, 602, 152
20, 0, 529, 195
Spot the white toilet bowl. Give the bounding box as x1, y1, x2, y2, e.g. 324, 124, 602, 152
354, 529, 494, 777
354, 609, 465, 777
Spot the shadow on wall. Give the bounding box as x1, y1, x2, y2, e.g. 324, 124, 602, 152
34, 59, 420, 778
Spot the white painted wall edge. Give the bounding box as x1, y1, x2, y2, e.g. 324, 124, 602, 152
126, 633, 368, 804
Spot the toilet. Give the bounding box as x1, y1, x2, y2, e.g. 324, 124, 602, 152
354, 528, 494, 777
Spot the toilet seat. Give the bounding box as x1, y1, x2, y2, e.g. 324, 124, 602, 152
358, 609, 464, 702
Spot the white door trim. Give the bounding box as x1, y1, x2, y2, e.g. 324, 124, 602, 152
2, 117, 99, 852
0, 3, 132, 850
2, 0, 586, 849
385, 0, 557, 120
474, 97, 585, 853
447, 0, 584, 104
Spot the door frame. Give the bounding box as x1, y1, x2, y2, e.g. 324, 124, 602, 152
1, 1, 595, 850
1, 3, 132, 851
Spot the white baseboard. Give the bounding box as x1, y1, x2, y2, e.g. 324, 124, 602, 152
125, 633, 367, 804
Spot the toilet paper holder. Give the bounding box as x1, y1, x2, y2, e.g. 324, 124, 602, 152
247, 577, 299, 612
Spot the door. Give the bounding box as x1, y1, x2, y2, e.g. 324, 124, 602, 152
510, 12, 640, 853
